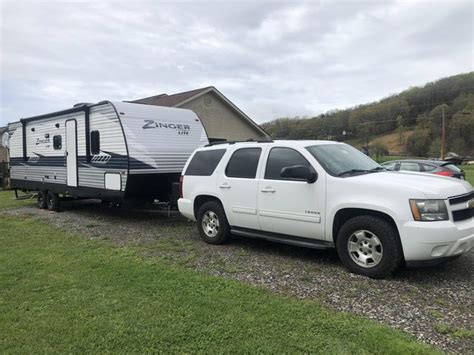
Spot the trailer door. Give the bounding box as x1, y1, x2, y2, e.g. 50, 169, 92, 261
65, 120, 78, 187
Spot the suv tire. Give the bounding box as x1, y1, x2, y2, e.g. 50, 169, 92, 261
46, 191, 60, 211
37, 191, 47, 209
336, 215, 402, 279
196, 201, 230, 245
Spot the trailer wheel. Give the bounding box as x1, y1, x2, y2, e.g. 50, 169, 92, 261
46, 191, 60, 211
37, 191, 47, 209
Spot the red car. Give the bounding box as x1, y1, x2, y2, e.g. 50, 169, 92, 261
381, 160, 466, 179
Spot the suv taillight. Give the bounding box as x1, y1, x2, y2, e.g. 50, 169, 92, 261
435, 171, 454, 177
179, 175, 184, 198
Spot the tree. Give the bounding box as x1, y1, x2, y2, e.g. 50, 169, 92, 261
396, 115, 406, 156
372, 142, 388, 160
428, 138, 441, 158
406, 129, 431, 157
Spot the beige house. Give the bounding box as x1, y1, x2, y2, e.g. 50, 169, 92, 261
131, 86, 268, 142
0, 127, 8, 162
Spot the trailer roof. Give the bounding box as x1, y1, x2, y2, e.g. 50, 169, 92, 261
14, 100, 199, 125
18, 103, 96, 124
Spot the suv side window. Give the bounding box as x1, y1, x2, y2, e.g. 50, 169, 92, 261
382, 162, 397, 171
265, 147, 311, 181
421, 164, 436, 172
225, 148, 261, 179
185, 149, 226, 176
399, 162, 420, 172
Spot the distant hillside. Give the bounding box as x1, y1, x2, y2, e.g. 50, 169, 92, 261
345, 129, 415, 156
262, 72, 474, 157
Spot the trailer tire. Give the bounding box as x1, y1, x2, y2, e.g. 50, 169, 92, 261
46, 191, 60, 211
37, 191, 47, 209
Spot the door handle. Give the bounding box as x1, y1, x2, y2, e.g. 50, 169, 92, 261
261, 187, 276, 193
219, 183, 231, 189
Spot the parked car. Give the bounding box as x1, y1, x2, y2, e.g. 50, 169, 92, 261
381, 159, 466, 179
178, 140, 474, 278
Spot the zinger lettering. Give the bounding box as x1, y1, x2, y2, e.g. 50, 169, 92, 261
142, 120, 191, 135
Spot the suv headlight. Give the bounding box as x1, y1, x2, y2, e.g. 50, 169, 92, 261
409, 199, 448, 221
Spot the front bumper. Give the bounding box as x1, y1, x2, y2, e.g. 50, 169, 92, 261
400, 218, 474, 261
178, 198, 196, 221
405, 255, 460, 268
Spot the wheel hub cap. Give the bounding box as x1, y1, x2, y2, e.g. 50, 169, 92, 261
347, 230, 383, 268
202, 211, 220, 238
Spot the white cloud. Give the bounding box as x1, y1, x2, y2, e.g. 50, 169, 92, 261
0, 0, 472, 126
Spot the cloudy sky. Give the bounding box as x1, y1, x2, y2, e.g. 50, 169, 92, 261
0, 0, 472, 126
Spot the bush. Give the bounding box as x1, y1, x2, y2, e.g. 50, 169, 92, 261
406, 129, 431, 157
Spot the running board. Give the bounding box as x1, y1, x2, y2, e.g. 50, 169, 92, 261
230, 227, 334, 250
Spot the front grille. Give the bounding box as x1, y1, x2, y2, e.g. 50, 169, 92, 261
452, 208, 474, 222
449, 191, 474, 205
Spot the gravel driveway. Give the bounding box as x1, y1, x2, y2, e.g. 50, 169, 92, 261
4, 200, 473, 353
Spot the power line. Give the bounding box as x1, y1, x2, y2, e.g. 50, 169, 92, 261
268, 112, 466, 137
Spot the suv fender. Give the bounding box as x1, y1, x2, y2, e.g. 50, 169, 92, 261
329, 205, 402, 244
193, 195, 224, 219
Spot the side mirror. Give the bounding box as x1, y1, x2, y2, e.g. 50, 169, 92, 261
280, 165, 318, 183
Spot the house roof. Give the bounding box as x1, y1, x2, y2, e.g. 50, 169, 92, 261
129, 86, 268, 137
131, 87, 212, 107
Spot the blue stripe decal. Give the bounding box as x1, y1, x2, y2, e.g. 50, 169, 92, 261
11, 151, 157, 170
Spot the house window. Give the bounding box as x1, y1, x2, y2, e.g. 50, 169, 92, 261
53, 135, 62, 150
90, 131, 100, 155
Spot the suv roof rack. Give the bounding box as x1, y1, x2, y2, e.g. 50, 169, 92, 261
205, 138, 274, 147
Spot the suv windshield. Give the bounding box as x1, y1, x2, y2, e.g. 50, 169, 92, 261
306, 144, 382, 177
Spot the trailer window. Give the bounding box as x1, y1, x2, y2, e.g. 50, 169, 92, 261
185, 149, 226, 176
91, 131, 100, 154
226, 148, 261, 179
53, 135, 62, 150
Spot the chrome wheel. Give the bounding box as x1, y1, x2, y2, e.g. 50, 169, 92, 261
347, 230, 383, 268
201, 211, 220, 238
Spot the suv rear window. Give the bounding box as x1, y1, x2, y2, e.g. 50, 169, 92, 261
225, 148, 261, 179
185, 149, 226, 176
443, 164, 462, 173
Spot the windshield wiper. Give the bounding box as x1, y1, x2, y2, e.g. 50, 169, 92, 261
337, 169, 370, 176
368, 167, 386, 172
338, 167, 386, 177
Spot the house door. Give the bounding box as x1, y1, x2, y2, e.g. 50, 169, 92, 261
65, 120, 78, 187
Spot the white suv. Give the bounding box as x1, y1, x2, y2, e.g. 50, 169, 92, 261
178, 140, 474, 278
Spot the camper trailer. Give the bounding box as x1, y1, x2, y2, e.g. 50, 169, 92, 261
7, 101, 208, 210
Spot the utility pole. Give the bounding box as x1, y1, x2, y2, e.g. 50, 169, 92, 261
440, 105, 446, 160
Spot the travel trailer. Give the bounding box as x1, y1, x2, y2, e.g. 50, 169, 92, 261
7, 101, 208, 210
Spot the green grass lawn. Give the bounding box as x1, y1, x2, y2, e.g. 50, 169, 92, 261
462, 165, 474, 185
0, 194, 435, 353
0, 189, 35, 210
